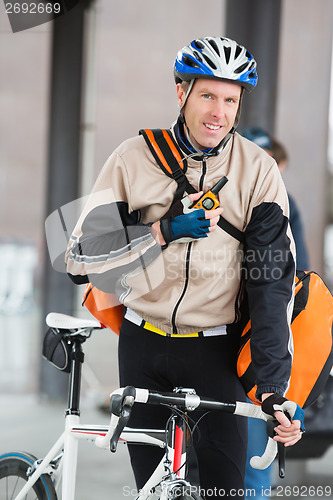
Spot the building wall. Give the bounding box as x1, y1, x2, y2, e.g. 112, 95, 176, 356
275, 0, 333, 272
0, 4, 51, 243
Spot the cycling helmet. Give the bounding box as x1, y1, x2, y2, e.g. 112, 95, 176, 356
174, 37, 258, 92
240, 127, 273, 150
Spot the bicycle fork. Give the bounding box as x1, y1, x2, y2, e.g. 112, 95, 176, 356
171, 415, 187, 478
135, 414, 189, 500
158, 416, 190, 500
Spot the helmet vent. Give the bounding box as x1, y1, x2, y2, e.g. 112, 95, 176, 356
234, 62, 248, 74
193, 39, 205, 50
183, 55, 201, 69
223, 46, 231, 64
202, 53, 217, 70
235, 45, 242, 59
208, 39, 220, 56
193, 50, 203, 62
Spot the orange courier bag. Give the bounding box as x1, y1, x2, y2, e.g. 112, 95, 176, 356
82, 284, 124, 335
237, 271, 333, 408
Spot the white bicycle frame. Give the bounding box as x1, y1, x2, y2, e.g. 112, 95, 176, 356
12, 416, 185, 500
9, 313, 277, 500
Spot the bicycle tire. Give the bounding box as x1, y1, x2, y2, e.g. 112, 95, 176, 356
174, 494, 204, 500
165, 485, 204, 500
0, 451, 57, 500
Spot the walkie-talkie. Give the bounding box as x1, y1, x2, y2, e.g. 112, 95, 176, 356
190, 176, 228, 211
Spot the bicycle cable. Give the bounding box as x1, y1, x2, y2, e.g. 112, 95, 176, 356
161, 403, 211, 477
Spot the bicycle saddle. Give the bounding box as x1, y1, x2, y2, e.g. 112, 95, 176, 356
46, 312, 103, 330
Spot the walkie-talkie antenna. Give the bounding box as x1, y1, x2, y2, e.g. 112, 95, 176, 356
211, 176, 228, 195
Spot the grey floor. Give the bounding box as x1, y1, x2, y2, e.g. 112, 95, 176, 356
0, 308, 332, 499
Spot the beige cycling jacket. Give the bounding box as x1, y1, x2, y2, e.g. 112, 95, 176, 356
66, 130, 295, 335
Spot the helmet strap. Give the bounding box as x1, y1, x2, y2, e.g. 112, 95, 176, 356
232, 87, 244, 131
179, 79, 195, 123
183, 123, 208, 156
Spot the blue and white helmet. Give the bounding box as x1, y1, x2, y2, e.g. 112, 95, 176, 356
174, 37, 258, 92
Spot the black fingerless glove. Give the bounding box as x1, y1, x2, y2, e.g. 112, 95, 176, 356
261, 394, 305, 431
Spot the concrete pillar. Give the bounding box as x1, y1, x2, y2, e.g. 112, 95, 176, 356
275, 0, 333, 273
225, 0, 282, 133
40, 3, 86, 400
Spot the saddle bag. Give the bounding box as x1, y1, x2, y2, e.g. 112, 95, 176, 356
42, 328, 72, 372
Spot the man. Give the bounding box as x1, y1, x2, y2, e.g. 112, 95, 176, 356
66, 37, 302, 498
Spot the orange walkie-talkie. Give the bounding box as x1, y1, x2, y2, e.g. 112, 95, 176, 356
190, 176, 228, 211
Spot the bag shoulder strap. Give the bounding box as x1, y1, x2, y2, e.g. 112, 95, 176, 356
139, 128, 245, 243
140, 129, 194, 201
139, 128, 186, 177
218, 217, 245, 243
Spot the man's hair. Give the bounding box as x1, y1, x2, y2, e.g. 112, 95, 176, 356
180, 80, 191, 92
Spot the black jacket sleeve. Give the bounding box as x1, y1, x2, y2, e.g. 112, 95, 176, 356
244, 176, 296, 399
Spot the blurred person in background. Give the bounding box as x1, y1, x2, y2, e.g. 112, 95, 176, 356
241, 127, 309, 271
241, 127, 309, 498
270, 138, 309, 270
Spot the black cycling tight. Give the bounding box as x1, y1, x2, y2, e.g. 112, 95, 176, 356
119, 320, 247, 498
118, 319, 248, 499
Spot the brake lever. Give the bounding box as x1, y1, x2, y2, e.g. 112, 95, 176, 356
266, 419, 286, 478
277, 441, 286, 478
110, 404, 132, 452
110, 386, 136, 453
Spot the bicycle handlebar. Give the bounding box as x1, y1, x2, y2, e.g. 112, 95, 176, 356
95, 386, 278, 471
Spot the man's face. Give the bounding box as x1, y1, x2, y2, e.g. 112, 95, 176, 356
177, 78, 241, 151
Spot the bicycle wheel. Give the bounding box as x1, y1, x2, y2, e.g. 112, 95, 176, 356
175, 492, 203, 500
0, 451, 57, 500
167, 485, 204, 500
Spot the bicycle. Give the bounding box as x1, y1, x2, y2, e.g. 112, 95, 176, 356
0, 312, 282, 500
